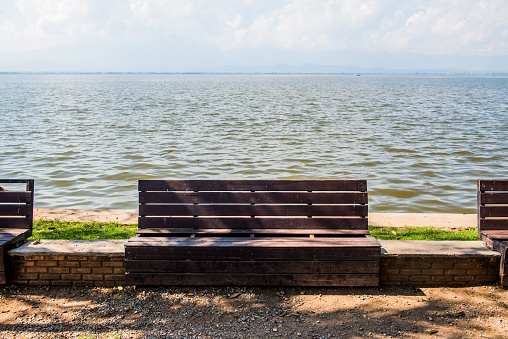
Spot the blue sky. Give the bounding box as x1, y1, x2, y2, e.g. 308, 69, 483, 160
1, 0, 507, 72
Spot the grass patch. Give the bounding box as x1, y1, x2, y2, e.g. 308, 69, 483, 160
31, 220, 479, 241
32, 219, 137, 240
369, 225, 479, 241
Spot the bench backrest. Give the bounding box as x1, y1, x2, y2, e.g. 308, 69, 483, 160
138, 180, 368, 231
478, 179, 508, 235
0, 179, 34, 233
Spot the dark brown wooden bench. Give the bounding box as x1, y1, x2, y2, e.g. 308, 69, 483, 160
478, 179, 508, 287
0, 179, 34, 284
125, 180, 381, 287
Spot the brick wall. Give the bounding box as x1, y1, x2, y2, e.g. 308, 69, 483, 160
8, 254, 125, 287
381, 254, 500, 286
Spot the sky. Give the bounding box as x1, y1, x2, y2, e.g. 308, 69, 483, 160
1, 0, 508, 72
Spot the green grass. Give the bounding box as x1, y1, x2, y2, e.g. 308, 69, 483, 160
32, 219, 137, 240
368, 225, 479, 241
31, 219, 480, 241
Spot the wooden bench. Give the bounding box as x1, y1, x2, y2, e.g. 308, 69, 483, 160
125, 180, 381, 287
0, 179, 34, 284
478, 179, 508, 287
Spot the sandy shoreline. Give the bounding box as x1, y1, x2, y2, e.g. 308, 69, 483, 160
34, 208, 477, 228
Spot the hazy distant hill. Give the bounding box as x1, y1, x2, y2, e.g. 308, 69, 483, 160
1, 39, 507, 73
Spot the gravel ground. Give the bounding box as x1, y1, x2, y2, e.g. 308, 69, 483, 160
0, 285, 507, 338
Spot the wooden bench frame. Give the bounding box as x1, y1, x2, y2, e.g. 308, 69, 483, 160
0, 179, 34, 284
478, 179, 508, 287
125, 180, 381, 287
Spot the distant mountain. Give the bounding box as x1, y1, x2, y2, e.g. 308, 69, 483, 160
1, 39, 507, 73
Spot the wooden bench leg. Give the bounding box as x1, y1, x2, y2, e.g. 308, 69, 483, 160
499, 242, 508, 288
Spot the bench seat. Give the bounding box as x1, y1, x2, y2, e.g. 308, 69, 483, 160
478, 179, 508, 287
0, 179, 34, 284
125, 180, 381, 287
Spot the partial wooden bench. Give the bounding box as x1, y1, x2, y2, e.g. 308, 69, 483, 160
478, 179, 508, 287
0, 179, 34, 284
125, 180, 381, 287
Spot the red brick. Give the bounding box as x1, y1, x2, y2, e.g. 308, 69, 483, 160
399, 269, 421, 276
39, 273, 61, 280
49, 267, 70, 274
409, 276, 431, 282
467, 269, 488, 275
71, 268, 91, 274
453, 276, 475, 282
73, 280, 94, 287
104, 274, 126, 282
25, 267, 48, 273
62, 273, 82, 280
92, 268, 113, 274
94, 281, 115, 287
28, 280, 50, 286
83, 274, 104, 281
36, 261, 58, 267
431, 262, 454, 269
45, 255, 66, 261
51, 281, 73, 286
444, 269, 466, 275
431, 275, 453, 282
113, 268, 125, 274
23, 261, 35, 267
58, 261, 80, 268
423, 269, 444, 276
17, 273, 38, 280
80, 262, 102, 268
102, 261, 124, 268
30, 255, 45, 261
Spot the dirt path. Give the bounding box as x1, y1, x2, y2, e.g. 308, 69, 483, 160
1, 285, 506, 338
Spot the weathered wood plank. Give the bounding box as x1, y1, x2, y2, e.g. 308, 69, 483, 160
135, 228, 370, 237
125, 259, 380, 274
140, 191, 368, 204
125, 272, 379, 286
0, 192, 32, 203
138, 217, 368, 230
140, 204, 367, 217
139, 180, 367, 192
0, 204, 32, 216
0, 218, 32, 229
480, 230, 508, 241
479, 180, 508, 192
125, 243, 380, 261
480, 192, 508, 204
479, 206, 508, 218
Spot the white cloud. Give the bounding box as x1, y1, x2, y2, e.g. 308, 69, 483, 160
1, 0, 507, 55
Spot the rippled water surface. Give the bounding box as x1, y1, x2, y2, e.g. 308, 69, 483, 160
1, 74, 507, 212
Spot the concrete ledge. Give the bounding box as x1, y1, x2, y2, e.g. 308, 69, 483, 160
8, 240, 127, 257
5, 240, 502, 288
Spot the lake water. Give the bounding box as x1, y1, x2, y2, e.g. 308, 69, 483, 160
1, 73, 507, 212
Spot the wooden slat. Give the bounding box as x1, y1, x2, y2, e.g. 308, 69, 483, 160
0, 258, 4, 272
125, 239, 380, 261
138, 216, 368, 230
0, 218, 31, 229
479, 206, 508, 218
479, 180, 508, 191
140, 204, 367, 217
480, 192, 508, 204
0, 204, 32, 216
125, 259, 379, 274
480, 230, 508, 241
135, 228, 370, 236
139, 180, 367, 192
0, 272, 5, 285
0, 192, 32, 203
140, 191, 368, 204
125, 272, 378, 286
